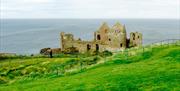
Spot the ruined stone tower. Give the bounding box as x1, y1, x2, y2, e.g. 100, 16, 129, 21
129, 32, 143, 47
60, 32, 74, 51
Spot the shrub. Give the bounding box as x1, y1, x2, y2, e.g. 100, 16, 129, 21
13, 70, 22, 76
112, 58, 131, 64
0, 77, 8, 84
21, 66, 39, 75
64, 59, 79, 69
29, 72, 41, 78
81, 56, 100, 65
100, 50, 113, 57
8, 74, 14, 79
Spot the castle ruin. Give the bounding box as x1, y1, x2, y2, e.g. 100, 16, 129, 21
60, 22, 142, 53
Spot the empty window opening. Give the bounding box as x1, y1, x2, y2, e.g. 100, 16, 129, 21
133, 33, 135, 40
115, 30, 120, 33
105, 29, 107, 33
87, 44, 91, 51
97, 34, 101, 40
109, 38, 111, 41
96, 44, 99, 51
138, 36, 140, 39
120, 43, 123, 47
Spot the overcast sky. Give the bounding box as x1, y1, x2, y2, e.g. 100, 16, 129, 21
0, 0, 179, 19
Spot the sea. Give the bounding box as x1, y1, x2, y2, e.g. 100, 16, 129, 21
0, 19, 179, 54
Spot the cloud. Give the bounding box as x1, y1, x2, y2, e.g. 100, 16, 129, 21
22, 0, 52, 3
0, 0, 179, 19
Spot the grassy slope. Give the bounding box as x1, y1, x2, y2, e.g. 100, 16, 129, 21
0, 45, 180, 91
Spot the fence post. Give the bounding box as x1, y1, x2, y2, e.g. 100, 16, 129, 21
174, 40, 177, 46
56, 67, 59, 76
104, 56, 106, 63
142, 47, 145, 56
175, 40, 178, 46
125, 49, 128, 61
9, 60, 11, 69
162, 40, 164, 48
168, 39, 169, 47
78, 55, 82, 71
80, 60, 83, 71
151, 43, 153, 55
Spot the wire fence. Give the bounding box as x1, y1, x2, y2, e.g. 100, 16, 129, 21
50, 39, 180, 76
114, 39, 180, 61
1, 39, 180, 78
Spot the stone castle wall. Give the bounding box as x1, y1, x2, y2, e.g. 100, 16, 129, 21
60, 22, 142, 53
129, 32, 143, 47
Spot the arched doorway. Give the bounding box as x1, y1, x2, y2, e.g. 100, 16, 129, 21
97, 34, 101, 40
87, 44, 91, 51
120, 43, 123, 47
96, 44, 99, 51
132, 33, 135, 40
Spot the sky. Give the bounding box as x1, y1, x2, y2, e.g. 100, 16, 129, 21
0, 0, 180, 19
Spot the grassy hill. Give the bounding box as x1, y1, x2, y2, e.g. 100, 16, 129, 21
0, 44, 179, 91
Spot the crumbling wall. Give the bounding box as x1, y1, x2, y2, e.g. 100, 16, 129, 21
94, 22, 110, 43
60, 32, 105, 53
60, 32, 74, 51
40, 48, 61, 55
60, 22, 142, 53
129, 32, 142, 47
109, 22, 127, 49
94, 22, 127, 50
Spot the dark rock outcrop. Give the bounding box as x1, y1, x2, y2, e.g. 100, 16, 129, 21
40, 48, 51, 55
40, 48, 61, 55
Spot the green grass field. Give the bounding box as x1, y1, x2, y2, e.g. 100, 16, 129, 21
0, 44, 180, 91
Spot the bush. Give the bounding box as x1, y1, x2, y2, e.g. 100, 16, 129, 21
21, 66, 38, 75
100, 50, 113, 57
12, 70, 22, 76
81, 56, 100, 65
53, 53, 65, 58
29, 72, 41, 78
64, 59, 79, 69
0, 77, 8, 84
8, 74, 14, 79
112, 58, 131, 64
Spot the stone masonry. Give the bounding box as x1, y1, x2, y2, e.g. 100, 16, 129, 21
60, 22, 142, 53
